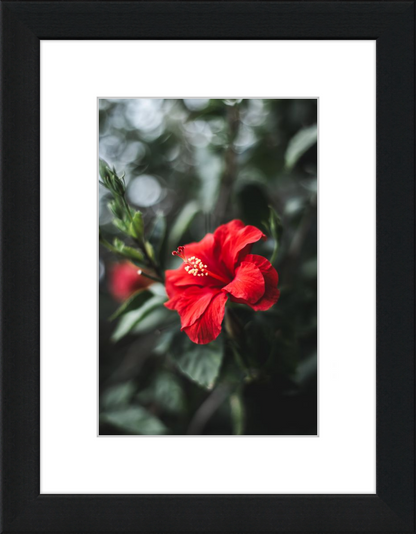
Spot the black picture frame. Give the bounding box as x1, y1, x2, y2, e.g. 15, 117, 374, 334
1, 1, 414, 532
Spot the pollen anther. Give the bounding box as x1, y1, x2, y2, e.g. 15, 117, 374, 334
181, 254, 207, 277
172, 245, 228, 283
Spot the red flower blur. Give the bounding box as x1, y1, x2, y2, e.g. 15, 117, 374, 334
109, 261, 153, 302
165, 220, 280, 344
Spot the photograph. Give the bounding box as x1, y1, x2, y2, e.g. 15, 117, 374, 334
99, 98, 317, 435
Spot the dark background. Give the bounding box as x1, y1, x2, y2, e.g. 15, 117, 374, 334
99, 98, 317, 435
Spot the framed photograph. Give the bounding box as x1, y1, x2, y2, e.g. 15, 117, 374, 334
98, 97, 317, 438
1, 1, 414, 532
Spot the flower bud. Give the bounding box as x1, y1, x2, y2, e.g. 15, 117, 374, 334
110, 173, 126, 196
109, 261, 153, 301
99, 159, 125, 196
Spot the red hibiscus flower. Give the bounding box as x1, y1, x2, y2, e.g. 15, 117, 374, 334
109, 261, 153, 302
165, 219, 280, 344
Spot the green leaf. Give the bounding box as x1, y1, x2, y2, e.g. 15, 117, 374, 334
285, 124, 317, 170
113, 238, 144, 263
149, 212, 167, 260
268, 206, 283, 264
138, 372, 185, 414
109, 289, 153, 321
149, 282, 167, 298
170, 336, 224, 389
113, 218, 129, 233
108, 199, 124, 220
144, 240, 155, 261
101, 381, 136, 410
111, 295, 166, 342
131, 306, 173, 336
100, 406, 167, 435
112, 237, 125, 250
123, 246, 144, 263
129, 211, 144, 240
99, 159, 126, 196
99, 158, 111, 181
294, 352, 317, 388
167, 201, 200, 254
153, 330, 175, 355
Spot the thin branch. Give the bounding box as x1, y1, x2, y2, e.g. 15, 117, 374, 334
137, 269, 162, 283
99, 233, 163, 283
281, 193, 317, 285
187, 385, 230, 435
213, 104, 240, 225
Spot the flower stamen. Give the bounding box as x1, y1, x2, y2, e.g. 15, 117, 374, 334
183, 256, 209, 277
172, 246, 228, 283
172, 246, 186, 261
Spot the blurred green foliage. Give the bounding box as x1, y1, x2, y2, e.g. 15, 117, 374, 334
99, 98, 317, 435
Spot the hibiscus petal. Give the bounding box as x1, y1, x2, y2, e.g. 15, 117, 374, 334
182, 291, 228, 344
165, 233, 227, 296
165, 265, 225, 299
213, 220, 244, 249
214, 219, 265, 272
184, 232, 230, 283
165, 286, 218, 328
238, 254, 280, 311
165, 266, 202, 295
182, 233, 215, 265
223, 261, 265, 304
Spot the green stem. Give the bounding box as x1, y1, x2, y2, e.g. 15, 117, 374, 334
137, 269, 162, 283
120, 194, 134, 223
119, 197, 164, 280
99, 234, 120, 255
140, 242, 164, 281
99, 233, 164, 283
214, 104, 240, 224
224, 308, 253, 379
270, 242, 279, 266
230, 391, 245, 435
107, 183, 165, 281
121, 196, 163, 280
